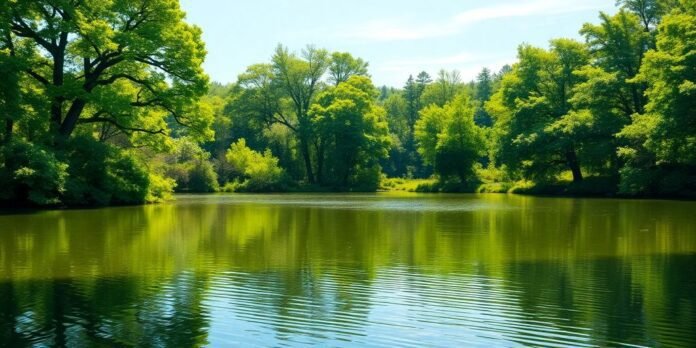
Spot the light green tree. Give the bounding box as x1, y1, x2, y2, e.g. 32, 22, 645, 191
421, 70, 464, 108
328, 52, 369, 86
226, 138, 285, 191
433, 96, 486, 183
271, 45, 330, 183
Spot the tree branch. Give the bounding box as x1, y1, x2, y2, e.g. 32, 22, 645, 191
79, 115, 166, 135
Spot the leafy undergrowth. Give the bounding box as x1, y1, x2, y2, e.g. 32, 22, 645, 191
380, 175, 626, 198
379, 178, 438, 192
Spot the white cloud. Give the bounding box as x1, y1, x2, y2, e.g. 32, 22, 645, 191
345, 0, 603, 42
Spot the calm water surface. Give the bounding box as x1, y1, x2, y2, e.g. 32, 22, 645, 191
1, 193, 695, 347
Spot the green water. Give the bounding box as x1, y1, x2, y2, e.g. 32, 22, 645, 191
1, 193, 695, 347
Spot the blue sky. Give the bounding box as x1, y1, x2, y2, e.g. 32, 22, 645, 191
179, 0, 618, 87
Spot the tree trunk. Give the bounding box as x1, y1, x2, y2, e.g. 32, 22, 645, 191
3, 118, 12, 143
565, 149, 583, 183
58, 98, 87, 139
50, 44, 66, 133
315, 141, 324, 185
299, 135, 315, 184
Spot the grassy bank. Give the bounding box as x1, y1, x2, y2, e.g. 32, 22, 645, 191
379, 177, 617, 196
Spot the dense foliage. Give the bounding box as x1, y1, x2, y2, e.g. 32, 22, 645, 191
1, 0, 695, 206
0, 0, 210, 206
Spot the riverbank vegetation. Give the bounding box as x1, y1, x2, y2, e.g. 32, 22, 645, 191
1, 0, 695, 207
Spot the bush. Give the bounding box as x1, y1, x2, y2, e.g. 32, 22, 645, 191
0, 139, 68, 206
350, 164, 382, 191
62, 136, 151, 206
1, 136, 170, 207
225, 139, 285, 192
146, 173, 177, 203
188, 161, 219, 193
164, 138, 219, 193
619, 165, 696, 198
414, 177, 479, 193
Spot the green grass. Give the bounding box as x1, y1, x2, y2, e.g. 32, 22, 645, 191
379, 178, 438, 192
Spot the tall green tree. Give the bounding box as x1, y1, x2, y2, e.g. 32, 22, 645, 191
399, 72, 433, 177
562, 10, 654, 177
616, 0, 673, 30
618, 1, 696, 195
0, 50, 20, 143
381, 93, 411, 177
421, 69, 463, 108
1, 0, 211, 206
487, 39, 590, 183
310, 76, 390, 188
581, 10, 652, 116
474, 68, 494, 127
271, 45, 330, 183
403, 71, 432, 130
328, 52, 369, 86
415, 95, 485, 183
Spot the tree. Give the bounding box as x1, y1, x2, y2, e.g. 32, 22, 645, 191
487, 39, 590, 183
328, 52, 369, 86
310, 76, 390, 188
581, 11, 652, 115
474, 68, 494, 126
3, 0, 211, 143
0, 50, 20, 143
1, 0, 210, 206
616, 0, 673, 30
415, 95, 485, 183
554, 10, 654, 178
414, 104, 448, 168
232, 64, 292, 140
381, 93, 410, 177
617, 2, 696, 195
271, 45, 330, 183
403, 71, 432, 131
421, 69, 463, 108
434, 97, 486, 182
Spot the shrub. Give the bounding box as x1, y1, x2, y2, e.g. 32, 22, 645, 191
188, 161, 219, 193
164, 137, 219, 193
0, 139, 68, 206
146, 173, 177, 203
62, 136, 151, 206
225, 139, 285, 192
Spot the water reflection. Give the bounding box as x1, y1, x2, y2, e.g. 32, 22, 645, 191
0, 194, 695, 346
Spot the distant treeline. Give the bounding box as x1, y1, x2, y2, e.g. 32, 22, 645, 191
1, 0, 695, 207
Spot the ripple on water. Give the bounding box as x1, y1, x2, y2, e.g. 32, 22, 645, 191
198, 266, 615, 347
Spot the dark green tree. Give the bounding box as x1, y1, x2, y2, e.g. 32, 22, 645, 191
474, 68, 494, 127
487, 39, 590, 183
618, 1, 696, 195
310, 76, 390, 188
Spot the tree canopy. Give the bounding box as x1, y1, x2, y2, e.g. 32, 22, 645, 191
2, 0, 696, 205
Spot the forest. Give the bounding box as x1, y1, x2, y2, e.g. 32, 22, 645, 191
1, 0, 695, 207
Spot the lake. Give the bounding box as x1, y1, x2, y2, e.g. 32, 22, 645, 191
1, 193, 695, 347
